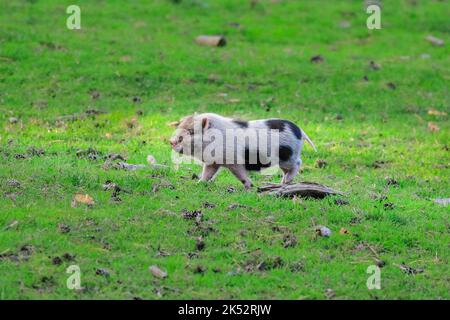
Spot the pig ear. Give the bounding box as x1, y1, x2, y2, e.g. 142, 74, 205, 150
202, 117, 209, 129
168, 121, 180, 127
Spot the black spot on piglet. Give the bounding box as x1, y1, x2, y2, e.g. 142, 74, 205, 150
233, 120, 248, 128
279, 145, 293, 162
266, 119, 302, 140
285, 121, 302, 140
244, 148, 271, 171
266, 119, 286, 132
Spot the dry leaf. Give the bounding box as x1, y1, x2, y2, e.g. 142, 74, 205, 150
72, 193, 95, 207
167, 121, 180, 127
147, 155, 156, 164
427, 108, 447, 116
428, 122, 440, 132
5, 220, 19, 230
120, 55, 131, 62
339, 228, 350, 235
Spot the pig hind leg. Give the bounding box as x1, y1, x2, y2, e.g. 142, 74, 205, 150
281, 159, 301, 184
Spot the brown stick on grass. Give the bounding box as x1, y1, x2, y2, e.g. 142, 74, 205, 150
257, 182, 343, 199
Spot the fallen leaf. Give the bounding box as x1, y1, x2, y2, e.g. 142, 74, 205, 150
72, 193, 95, 207
147, 154, 156, 164
427, 108, 447, 116
369, 60, 380, 70
120, 55, 131, 62
5, 220, 19, 230
428, 122, 440, 132
339, 228, 350, 235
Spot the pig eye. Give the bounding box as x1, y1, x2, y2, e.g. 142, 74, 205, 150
178, 136, 183, 143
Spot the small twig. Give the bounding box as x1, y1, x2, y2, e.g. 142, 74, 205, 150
366, 244, 380, 259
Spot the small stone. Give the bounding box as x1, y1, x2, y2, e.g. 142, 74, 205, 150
9, 117, 18, 124
149, 265, 167, 279
425, 35, 444, 46
434, 198, 450, 206
317, 226, 332, 237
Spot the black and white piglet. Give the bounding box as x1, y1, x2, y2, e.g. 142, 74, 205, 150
169, 113, 316, 188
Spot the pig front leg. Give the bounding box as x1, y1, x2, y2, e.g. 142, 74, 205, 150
199, 164, 220, 182
226, 165, 253, 189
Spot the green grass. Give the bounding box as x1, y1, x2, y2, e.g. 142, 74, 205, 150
0, 0, 449, 299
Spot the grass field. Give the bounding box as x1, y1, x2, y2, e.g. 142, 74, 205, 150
0, 0, 449, 299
